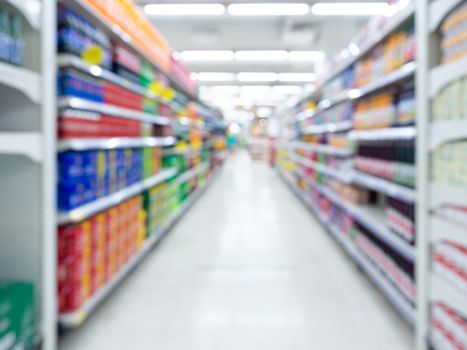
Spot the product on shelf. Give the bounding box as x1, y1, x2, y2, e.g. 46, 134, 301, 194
58, 110, 142, 138
58, 196, 146, 313
432, 76, 467, 122
58, 5, 112, 69
144, 180, 179, 235
58, 147, 162, 210
439, 2, 467, 64
322, 66, 354, 100
386, 197, 415, 243
0, 282, 35, 350
356, 224, 416, 304
432, 241, 467, 297
0, 5, 24, 66
355, 140, 415, 188
431, 302, 466, 350
59, 68, 104, 102
432, 141, 467, 187
353, 93, 397, 129
112, 44, 141, 84
326, 179, 370, 205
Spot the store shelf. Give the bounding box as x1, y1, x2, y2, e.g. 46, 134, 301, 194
0, 132, 42, 162
58, 236, 157, 328
353, 62, 416, 99
58, 167, 219, 329
278, 168, 415, 324
429, 0, 464, 32
353, 170, 416, 204
320, 186, 415, 261
57, 54, 156, 100
58, 97, 171, 125
289, 153, 353, 184
57, 136, 176, 152
175, 162, 210, 184
318, 90, 350, 111
59, 0, 204, 106
301, 120, 352, 135
430, 215, 467, 246
0, 61, 40, 103
292, 141, 353, 157
429, 120, 467, 150
5, 0, 41, 29
349, 127, 417, 142
57, 168, 178, 225
431, 274, 467, 317
430, 183, 467, 208
296, 109, 318, 123
430, 57, 467, 98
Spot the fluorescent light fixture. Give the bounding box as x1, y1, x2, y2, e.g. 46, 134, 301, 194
272, 85, 303, 94
209, 85, 241, 94
277, 73, 317, 82
228, 3, 309, 16
235, 50, 288, 61
144, 3, 225, 16
237, 72, 277, 82
311, 2, 390, 16
348, 43, 360, 56
179, 50, 234, 61
194, 72, 236, 81
289, 51, 325, 61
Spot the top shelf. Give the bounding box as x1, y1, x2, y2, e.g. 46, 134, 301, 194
5, 0, 41, 30
59, 0, 206, 109
429, 0, 465, 33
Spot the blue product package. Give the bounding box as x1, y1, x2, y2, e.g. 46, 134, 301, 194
107, 150, 117, 194
116, 149, 126, 190
58, 151, 97, 183
96, 150, 109, 198
58, 179, 91, 210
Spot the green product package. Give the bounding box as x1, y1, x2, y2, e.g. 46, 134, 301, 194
140, 60, 156, 88
0, 282, 35, 350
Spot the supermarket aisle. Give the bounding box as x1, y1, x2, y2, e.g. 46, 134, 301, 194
60, 151, 412, 350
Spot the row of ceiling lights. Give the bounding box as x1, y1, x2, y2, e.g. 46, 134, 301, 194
175, 50, 326, 62
144, 2, 390, 17
192, 72, 316, 82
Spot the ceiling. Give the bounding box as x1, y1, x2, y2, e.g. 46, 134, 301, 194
135, 1, 387, 115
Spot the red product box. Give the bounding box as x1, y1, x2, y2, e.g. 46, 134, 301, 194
58, 110, 102, 138
114, 44, 141, 74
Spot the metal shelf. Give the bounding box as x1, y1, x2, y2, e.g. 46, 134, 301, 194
278, 168, 415, 324
353, 62, 416, 99
59, 0, 205, 107
58, 97, 171, 125
353, 171, 416, 204
5, 0, 41, 29
0, 61, 40, 103
320, 186, 415, 262
57, 54, 157, 100
429, 120, 467, 150
289, 153, 353, 184
429, 57, 467, 98
349, 127, 417, 142
429, 0, 465, 33
58, 168, 178, 225
301, 120, 352, 135
58, 236, 157, 328
58, 168, 219, 329
292, 141, 353, 157
318, 90, 350, 111
430, 215, 467, 246
0, 132, 42, 162
175, 162, 210, 185
57, 136, 176, 152
431, 274, 467, 318
430, 183, 467, 209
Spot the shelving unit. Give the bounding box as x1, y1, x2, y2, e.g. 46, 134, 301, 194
277, 1, 420, 345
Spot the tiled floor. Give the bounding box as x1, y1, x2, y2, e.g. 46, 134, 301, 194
60, 151, 413, 350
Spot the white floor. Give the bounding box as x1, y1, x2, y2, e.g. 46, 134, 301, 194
60, 151, 413, 350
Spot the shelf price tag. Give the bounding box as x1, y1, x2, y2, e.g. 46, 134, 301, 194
82, 44, 105, 66
162, 88, 176, 101
148, 81, 164, 97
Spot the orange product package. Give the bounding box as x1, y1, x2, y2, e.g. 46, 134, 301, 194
90, 213, 107, 294
106, 207, 119, 279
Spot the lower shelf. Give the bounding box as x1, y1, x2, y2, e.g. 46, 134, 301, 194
58, 167, 220, 329
277, 167, 415, 325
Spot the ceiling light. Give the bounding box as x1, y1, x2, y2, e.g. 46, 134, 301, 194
194, 72, 236, 81
179, 50, 234, 61
144, 3, 225, 16
228, 3, 309, 16
311, 2, 390, 16
277, 73, 316, 82
289, 51, 326, 61
235, 50, 288, 61
257, 107, 273, 118
272, 85, 303, 94
237, 72, 277, 82
209, 85, 241, 94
